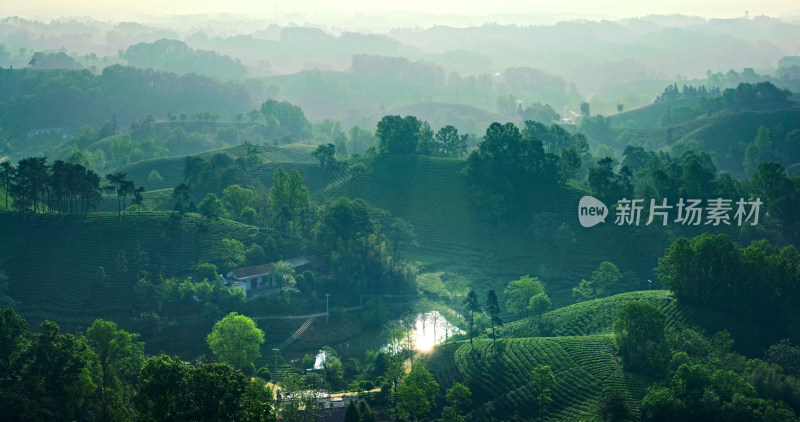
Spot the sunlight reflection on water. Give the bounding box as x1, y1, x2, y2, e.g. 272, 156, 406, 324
413, 311, 463, 352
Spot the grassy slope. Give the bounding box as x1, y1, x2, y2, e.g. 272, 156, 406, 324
503, 291, 763, 347
386, 102, 511, 134
95, 144, 325, 213
609, 101, 800, 175
428, 290, 763, 421
0, 211, 260, 331
439, 336, 648, 422
116, 144, 319, 192
321, 154, 666, 308
676, 106, 800, 174
609, 97, 703, 129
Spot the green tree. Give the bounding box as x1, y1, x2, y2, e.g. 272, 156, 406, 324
415, 121, 436, 155
385, 216, 416, 272
465, 122, 561, 222
190, 363, 247, 421
222, 184, 256, 219
321, 346, 344, 389
528, 293, 552, 316
655, 234, 743, 310
0, 161, 14, 209
744, 126, 774, 176
463, 289, 481, 345
198, 192, 227, 220
260, 99, 310, 139
193, 262, 219, 282
0, 308, 29, 418
640, 386, 686, 422
348, 125, 377, 154
105, 171, 130, 217
344, 399, 360, 422
383, 353, 406, 392
766, 339, 800, 377
441, 406, 464, 422
206, 312, 265, 373
485, 290, 502, 343
132, 185, 146, 212
135, 355, 252, 422
751, 162, 799, 229
446, 382, 472, 412
11, 157, 48, 212
613, 302, 667, 375
377, 115, 424, 154
435, 125, 467, 157
135, 355, 192, 421
531, 364, 555, 422
86, 319, 145, 422
220, 238, 246, 273
504, 275, 547, 318
240, 379, 277, 422
598, 390, 632, 421
572, 261, 621, 302
23, 320, 98, 421
268, 260, 296, 290
278, 372, 327, 421
334, 132, 348, 159
571, 280, 594, 302
587, 157, 632, 204
171, 182, 191, 210
313, 197, 402, 293
395, 361, 439, 421
559, 148, 582, 181
312, 143, 337, 170
267, 168, 310, 235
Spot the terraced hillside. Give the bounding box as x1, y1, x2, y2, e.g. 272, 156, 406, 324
608, 97, 703, 129
321, 154, 667, 306
504, 290, 768, 352
0, 211, 261, 331
429, 336, 651, 421
428, 290, 766, 421
118, 144, 319, 192
675, 106, 800, 176
96, 144, 327, 213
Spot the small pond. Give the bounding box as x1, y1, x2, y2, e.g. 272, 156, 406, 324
309, 310, 464, 365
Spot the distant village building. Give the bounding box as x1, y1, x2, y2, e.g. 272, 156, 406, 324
224, 256, 312, 293
560, 111, 580, 126
274, 387, 352, 422
27, 128, 68, 139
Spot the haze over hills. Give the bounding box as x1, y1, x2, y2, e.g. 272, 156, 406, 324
4, 7, 800, 422
1, 13, 799, 117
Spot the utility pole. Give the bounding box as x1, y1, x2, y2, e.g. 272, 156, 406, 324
325, 293, 330, 324
273, 348, 279, 384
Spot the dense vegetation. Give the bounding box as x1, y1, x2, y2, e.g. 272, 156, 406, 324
4, 13, 800, 422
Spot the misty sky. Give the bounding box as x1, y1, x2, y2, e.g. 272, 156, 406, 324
5, 0, 800, 23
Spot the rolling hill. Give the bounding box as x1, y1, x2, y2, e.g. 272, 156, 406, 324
321, 154, 671, 307
387, 102, 512, 135
428, 290, 768, 421
0, 211, 261, 331
674, 106, 800, 176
